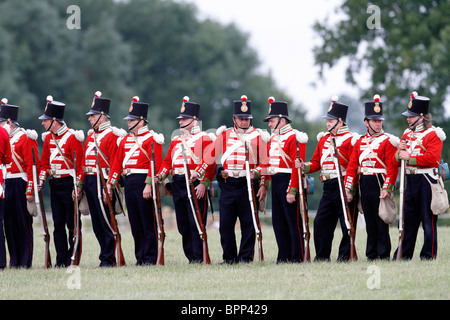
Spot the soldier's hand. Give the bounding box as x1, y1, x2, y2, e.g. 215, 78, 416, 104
379, 189, 389, 199
190, 172, 199, 183
398, 150, 410, 161
286, 193, 296, 204
143, 183, 152, 200
257, 186, 267, 199
26, 195, 35, 203
195, 183, 206, 198
38, 179, 44, 192
250, 169, 256, 180
345, 189, 353, 202
398, 139, 408, 150
155, 174, 162, 183
295, 158, 305, 170
105, 184, 113, 202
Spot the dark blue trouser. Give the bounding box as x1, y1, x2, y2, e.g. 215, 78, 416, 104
84, 175, 116, 266
0, 198, 5, 268
393, 174, 438, 260
124, 174, 157, 265
49, 176, 82, 267
314, 178, 358, 261
271, 173, 304, 263
360, 175, 391, 260
172, 175, 208, 263
218, 176, 257, 263
2, 178, 33, 268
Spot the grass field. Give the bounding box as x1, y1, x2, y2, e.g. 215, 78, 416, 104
0, 210, 449, 301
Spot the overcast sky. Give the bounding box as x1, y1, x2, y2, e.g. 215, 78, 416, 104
178, 0, 367, 120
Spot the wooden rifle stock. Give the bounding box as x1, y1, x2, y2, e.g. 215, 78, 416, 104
295, 141, 311, 262
71, 151, 81, 266
244, 143, 263, 262
181, 143, 211, 264
32, 147, 52, 268
151, 143, 165, 266
331, 137, 357, 261
93, 147, 126, 267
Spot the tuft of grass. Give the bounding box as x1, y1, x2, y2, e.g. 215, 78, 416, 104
0, 213, 449, 300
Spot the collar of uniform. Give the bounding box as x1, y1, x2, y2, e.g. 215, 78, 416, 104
97, 121, 111, 132
233, 125, 254, 135
9, 126, 21, 138
367, 129, 384, 138
333, 125, 349, 136
137, 125, 149, 135
279, 123, 292, 135
191, 125, 201, 135
56, 124, 68, 136
414, 123, 425, 132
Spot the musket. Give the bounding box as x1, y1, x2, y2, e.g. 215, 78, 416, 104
32, 147, 52, 268
396, 141, 407, 260
295, 140, 310, 262
244, 142, 263, 262
181, 143, 211, 264
151, 142, 165, 266
331, 137, 357, 261
70, 151, 80, 266
93, 146, 126, 267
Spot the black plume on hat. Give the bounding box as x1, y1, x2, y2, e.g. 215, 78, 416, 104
177, 96, 200, 120
124, 96, 148, 122
402, 91, 430, 117
322, 95, 348, 123
0, 98, 20, 126
38, 95, 65, 122
86, 91, 111, 117
263, 96, 291, 122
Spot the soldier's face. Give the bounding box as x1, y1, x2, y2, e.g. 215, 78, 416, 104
234, 118, 251, 130
88, 114, 101, 128
407, 116, 422, 128
326, 119, 342, 134
365, 120, 383, 134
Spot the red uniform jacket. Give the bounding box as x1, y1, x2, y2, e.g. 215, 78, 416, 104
197, 126, 271, 188
108, 126, 163, 186
396, 124, 445, 173
159, 126, 215, 186
345, 131, 399, 193
256, 124, 307, 194
6, 127, 40, 196
305, 126, 357, 182
0, 125, 12, 198
39, 125, 84, 182
79, 122, 126, 186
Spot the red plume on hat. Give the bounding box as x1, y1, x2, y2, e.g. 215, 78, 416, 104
268, 96, 275, 103
132, 96, 139, 102
241, 95, 248, 101
1, 98, 7, 105
373, 94, 381, 102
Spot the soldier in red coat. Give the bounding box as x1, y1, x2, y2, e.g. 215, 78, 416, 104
296, 96, 359, 261
156, 96, 215, 263
107, 96, 163, 265
193, 95, 270, 264
0, 117, 11, 270
0, 99, 36, 268
344, 95, 399, 260
38, 96, 84, 267
393, 92, 445, 260
78, 91, 126, 267
256, 97, 308, 263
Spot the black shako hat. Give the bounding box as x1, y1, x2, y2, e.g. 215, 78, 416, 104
124, 96, 148, 122
364, 94, 385, 120
402, 91, 430, 117
86, 91, 111, 118
0, 98, 20, 126
233, 95, 252, 119
322, 95, 348, 123
177, 96, 200, 120
263, 96, 291, 122
38, 95, 65, 122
